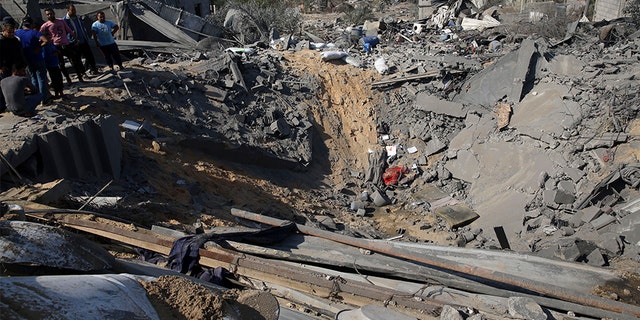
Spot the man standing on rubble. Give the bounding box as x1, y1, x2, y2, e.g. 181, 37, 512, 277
63, 4, 98, 76
0, 20, 27, 112
40, 7, 85, 84
15, 17, 52, 104
91, 11, 123, 72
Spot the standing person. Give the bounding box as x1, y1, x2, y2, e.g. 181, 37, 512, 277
91, 11, 123, 72
15, 17, 51, 103
41, 31, 64, 99
0, 20, 26, 111
63, 4, 98, 75
0, 20, 26, 78
39, 7, 85, 84
1, 65, 42, 117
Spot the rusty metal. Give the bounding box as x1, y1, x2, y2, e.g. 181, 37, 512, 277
230, 208, 640, 319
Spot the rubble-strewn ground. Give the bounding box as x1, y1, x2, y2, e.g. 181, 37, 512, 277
2, 1, 640, 318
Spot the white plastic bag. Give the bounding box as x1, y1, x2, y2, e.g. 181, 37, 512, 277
374, 57, 389, 74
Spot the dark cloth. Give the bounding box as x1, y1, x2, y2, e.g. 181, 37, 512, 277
42, 43, 63, 95
0, 35, 26, 75
134, 247, 168, 265
77, 42, 97, 72
199, 266, 234, 287
63, 15, 90, 44
63, 15, 97, 72
166, 222, 297, 275
46, 66, 64, 94
56, 44, 84, 82
42, 43, 59, 67
98, 42, 122, 69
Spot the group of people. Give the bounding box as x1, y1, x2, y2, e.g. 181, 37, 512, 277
0, 5, 124, 117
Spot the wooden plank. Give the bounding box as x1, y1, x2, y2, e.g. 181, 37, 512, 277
230, 208, 640, 319
24, 212, 442, 318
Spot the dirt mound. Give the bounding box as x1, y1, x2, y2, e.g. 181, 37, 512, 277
141, 275, 227, 319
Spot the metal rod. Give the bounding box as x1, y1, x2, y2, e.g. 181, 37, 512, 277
78, 180, 114, 211
0, 152, 28, 185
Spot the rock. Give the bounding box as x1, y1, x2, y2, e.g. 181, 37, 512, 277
440, 305, 464, 320
585, 248, 606, 267
507, 297, 547, 320
371, 190, 390, 207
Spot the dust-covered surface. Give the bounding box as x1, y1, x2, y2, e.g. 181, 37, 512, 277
1, 0, 640, 317
140, 275, 227, 320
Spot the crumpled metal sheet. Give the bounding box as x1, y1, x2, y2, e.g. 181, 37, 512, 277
0, 220, 114, 272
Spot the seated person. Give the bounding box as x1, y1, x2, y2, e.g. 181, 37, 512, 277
0, 65, 42, 117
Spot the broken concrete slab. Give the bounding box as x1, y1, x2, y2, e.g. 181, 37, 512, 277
414, 93, 467, 118
425, 134, 447, 156
590, 214, 617, 230
548, 55, 586, 76
453, 39, 542, 110
585, 248, 607, 267
510, 83, 582, 139
434, 203, 479, 229
444, 150, 480, 183
580, 206, 602, 223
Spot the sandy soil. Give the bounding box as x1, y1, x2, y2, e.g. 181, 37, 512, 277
140, 275, 227, 319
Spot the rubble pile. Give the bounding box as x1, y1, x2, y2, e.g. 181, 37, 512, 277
2, 0, 640, 319
119, 51, 316, 168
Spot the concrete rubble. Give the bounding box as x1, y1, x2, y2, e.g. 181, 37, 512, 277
1, 0, 640, 319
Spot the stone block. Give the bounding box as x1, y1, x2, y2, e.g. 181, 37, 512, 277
580, 206, 601, 223
585, 248, 606, 267
270, 118, 291, 138
554, 189, 575, 204
558, 242, 581, 261
371, 190, 390, 207
507, 297, 546, 320
590, 214, 616, 230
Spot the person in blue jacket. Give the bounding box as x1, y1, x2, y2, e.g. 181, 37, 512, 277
63, 4, 98, 75
15, 17, 51, 104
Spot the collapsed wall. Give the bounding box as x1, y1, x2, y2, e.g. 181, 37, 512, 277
0, 114, 122, 186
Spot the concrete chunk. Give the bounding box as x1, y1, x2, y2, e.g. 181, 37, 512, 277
507, 297, 547, 320
553, 189, 575, 204
440, 305, 464, 320
415, 93, 467, 118
270, 118, 291, 138
597, 233, 624, 255
580, 206, 601, 223
558, 242, 582, 261
371, 190, 390, 207
585, 248, 606, 267
590, 214, 616, 230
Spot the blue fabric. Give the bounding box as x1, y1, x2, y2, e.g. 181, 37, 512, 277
15, 29, 45, 64
23, 93, 42, 115
26, 61, 50, 99
42, 43, 59, 67
91, 20, 117, 46
63, 15, 89, 44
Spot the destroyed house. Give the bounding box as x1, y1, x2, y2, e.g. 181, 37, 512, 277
158, 0, 211, 17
